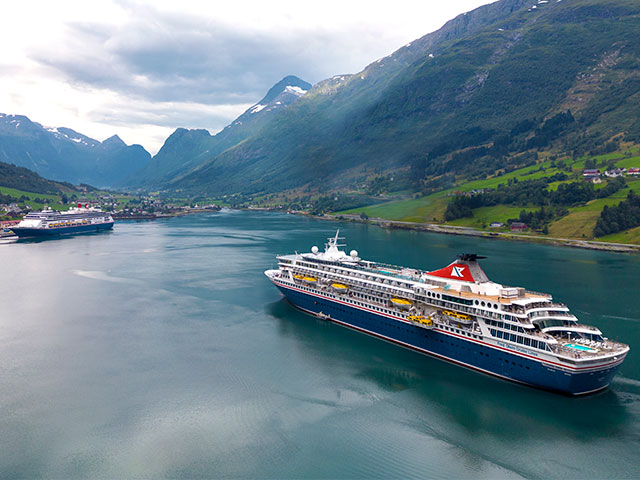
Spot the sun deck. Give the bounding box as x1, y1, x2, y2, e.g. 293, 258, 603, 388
427, 285, 549, 305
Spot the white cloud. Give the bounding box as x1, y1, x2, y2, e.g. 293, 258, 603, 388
0, 0, 492, 154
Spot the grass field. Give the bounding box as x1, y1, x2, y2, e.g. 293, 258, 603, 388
340, 191, 450, 223
614, 156, 640, 169
0, 186, 64, 210
447, 205, 536, 228
530, 180, 640, 239
598, 226, 640, 244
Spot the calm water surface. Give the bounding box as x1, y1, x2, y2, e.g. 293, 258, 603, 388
1, 210, 639, 478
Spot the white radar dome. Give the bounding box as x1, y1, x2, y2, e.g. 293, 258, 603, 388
311, 246, 319, 254
350, 250, 358, 258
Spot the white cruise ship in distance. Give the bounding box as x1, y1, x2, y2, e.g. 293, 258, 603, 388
265, 231, 629, 395
11, 204, 114, 238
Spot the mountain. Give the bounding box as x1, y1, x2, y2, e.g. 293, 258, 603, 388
0, 114, 151, 187
127, 75, 311, 187
0, 160, 76, 195
143, 0, 640, 196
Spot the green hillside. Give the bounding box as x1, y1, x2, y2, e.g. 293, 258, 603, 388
0, 161, 76, 195
339, 145, 640, 242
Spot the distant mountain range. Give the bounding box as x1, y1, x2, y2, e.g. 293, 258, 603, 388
131, 0, 640, 196
0, 113, 150, 187
124, 75, 311, 188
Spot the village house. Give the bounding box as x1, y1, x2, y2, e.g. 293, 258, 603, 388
582, 169, 601, 180
0, 219, 21, 229
510, 222, 528, 232
604, 168, 625, 178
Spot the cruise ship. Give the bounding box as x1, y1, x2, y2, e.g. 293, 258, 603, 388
265, 232, 629, 395
11, 204, 114, 238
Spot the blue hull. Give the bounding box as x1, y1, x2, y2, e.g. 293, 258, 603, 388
274, 281, 622, 396
12, 222, 114, 238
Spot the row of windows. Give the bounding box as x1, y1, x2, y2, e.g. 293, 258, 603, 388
485, 318, 526, 333
293, 269, 410, 297
441, 293, 473, 306
438, 292, 502, 311
316, 264, 414, 289
425, 299, 514, 323
473, 299, 500, 309
440, 325, 481, 340
489, 328, 550, 351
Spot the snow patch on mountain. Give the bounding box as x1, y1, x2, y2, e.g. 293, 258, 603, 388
284, 85, 307, 96
250, 104, 266, 114
44, 126, 95, 145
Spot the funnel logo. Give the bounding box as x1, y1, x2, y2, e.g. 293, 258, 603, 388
451, 266, 465, 278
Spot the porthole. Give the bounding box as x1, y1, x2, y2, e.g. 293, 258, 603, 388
481, 301, 486, 307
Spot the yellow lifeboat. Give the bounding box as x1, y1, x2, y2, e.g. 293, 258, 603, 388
391, 297, 412, 310
408, 315, 434, 327
331, 283, 349, 293
303, 276, 317, 284
442, 310, 472, 324
293, 274, 304, 280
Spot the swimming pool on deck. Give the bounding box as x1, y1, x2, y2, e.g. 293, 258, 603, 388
564, 343, 597, 352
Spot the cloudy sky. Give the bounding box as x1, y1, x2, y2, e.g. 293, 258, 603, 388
0, 0, 491, 154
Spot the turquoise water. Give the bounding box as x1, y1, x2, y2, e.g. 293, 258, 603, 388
0, 210, 639, 478
564, 343, 596, 352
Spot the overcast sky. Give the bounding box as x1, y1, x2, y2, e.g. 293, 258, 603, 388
0, 0, 492, 154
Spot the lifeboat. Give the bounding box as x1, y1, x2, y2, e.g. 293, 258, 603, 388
293, 274, 304, 280
303, 276, 317, 284
442, 310, 473, 325
331, 283, 349, 293
391, 297, 412, 310
408, 315, 434, 328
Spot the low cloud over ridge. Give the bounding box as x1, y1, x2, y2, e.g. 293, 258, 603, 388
1, 0, 490, 153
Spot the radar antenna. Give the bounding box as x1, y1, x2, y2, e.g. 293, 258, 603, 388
325, 229, 346, 251
457, 253, 487, 262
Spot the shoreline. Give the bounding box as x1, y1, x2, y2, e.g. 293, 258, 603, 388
304, 213, 640, 254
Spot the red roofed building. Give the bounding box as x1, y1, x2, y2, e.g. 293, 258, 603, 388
510, 222, 528, 232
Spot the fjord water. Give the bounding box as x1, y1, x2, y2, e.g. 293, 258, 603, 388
1, 210, 639, 479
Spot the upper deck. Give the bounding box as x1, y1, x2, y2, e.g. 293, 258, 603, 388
277, 251, 551, 308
